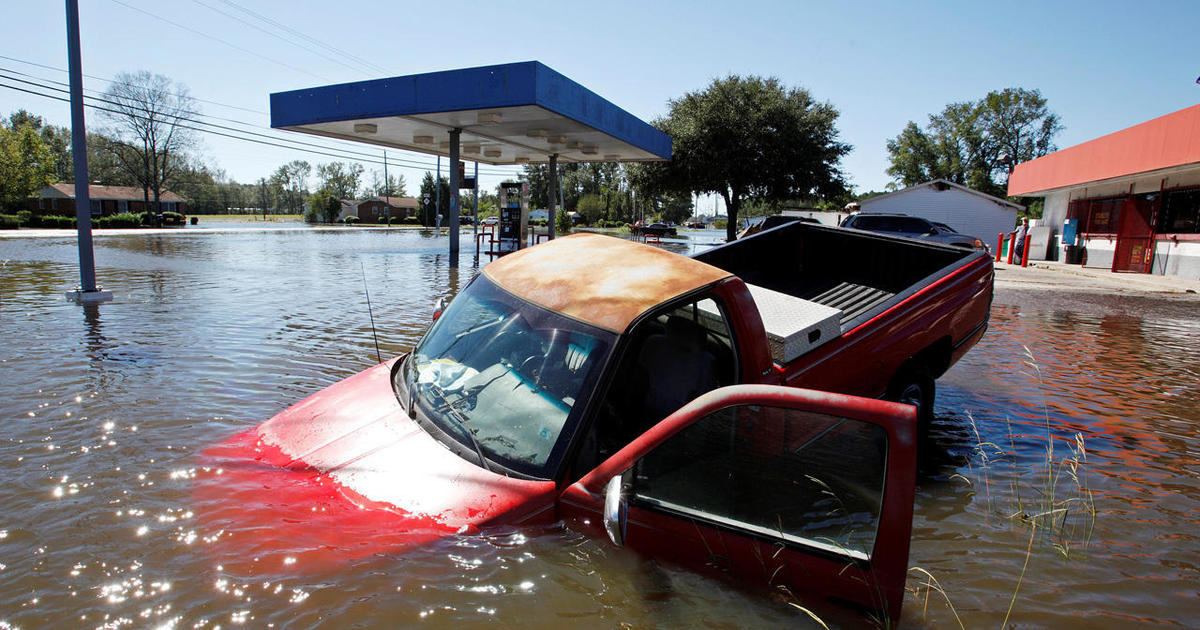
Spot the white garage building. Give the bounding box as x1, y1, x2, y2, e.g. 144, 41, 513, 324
857, 179, 1021, 242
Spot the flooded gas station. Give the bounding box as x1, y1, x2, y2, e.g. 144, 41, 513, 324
1, 225, 1198, 628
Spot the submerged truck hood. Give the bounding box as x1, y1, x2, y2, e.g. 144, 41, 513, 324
192, 360, 557, 573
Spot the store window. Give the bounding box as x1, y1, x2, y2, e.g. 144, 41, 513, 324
1157, 188, 1200, 234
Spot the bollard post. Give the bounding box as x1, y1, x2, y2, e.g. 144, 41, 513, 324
1006, 234, 1016, 264
1021, 234, 1032, 267
995, 234, 1004, 262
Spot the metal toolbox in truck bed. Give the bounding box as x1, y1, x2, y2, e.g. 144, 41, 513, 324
701, 284, 842, 364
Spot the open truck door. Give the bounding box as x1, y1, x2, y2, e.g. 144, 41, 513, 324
560, 385, 917, 625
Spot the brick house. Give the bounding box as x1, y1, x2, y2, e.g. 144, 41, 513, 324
28, 184, 188, 217
337, 196, 419, 222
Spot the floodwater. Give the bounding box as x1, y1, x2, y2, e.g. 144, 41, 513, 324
0, 227, 1196, 629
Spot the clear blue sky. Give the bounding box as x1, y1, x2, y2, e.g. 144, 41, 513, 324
2, 0, 1197, 207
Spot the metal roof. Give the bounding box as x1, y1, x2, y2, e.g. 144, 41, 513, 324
270, 61, 671, 165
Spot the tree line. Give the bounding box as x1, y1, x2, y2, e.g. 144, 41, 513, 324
1, 69, 1062, 235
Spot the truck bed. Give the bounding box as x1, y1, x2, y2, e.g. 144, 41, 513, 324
693, 222, 984, 332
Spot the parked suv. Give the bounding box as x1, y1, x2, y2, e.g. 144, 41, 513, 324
840, 213, 987, 250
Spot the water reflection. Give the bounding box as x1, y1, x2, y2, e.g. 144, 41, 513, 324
0, 228, 1197, 628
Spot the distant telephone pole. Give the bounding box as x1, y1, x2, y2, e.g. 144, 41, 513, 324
259, 178, 268, 220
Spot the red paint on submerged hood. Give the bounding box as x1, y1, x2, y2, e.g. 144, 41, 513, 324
192, 361, 557, 574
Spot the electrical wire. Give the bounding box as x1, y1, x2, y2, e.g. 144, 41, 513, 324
105, 0, 336, 83
215, 0, 391, 76
0, 78, 523, 177
0, 53, 267, 116
189, 0, 378, 78
0, 56, 522, 175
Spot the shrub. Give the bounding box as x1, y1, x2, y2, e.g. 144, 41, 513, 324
0, 214, 20, 230
161, 211, 185, 225
342, 215, 361, 224
17, 210, 31, 225
29, 215, 76, 229
95, 212, 142, 229
399, 216, 420, 225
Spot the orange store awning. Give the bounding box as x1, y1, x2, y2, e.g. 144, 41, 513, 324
1008, 104, 1200, 196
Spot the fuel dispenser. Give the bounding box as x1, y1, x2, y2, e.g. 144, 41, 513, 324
497, 181, 529, 254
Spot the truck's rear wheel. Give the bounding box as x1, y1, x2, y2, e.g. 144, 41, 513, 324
886, 366, 935, 426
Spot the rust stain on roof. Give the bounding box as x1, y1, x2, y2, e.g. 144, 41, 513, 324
482, 233, 731, 332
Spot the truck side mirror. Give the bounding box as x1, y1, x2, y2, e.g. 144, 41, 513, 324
433, 296, 447, 322
603, 471, 630, 547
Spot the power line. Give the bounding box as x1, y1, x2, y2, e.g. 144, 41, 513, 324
215, 0, 391, 76
0, 55, 522, 176
0, 53, 268, 116
0, 78, 523, 177
105, 0, 336, 83
0, 61, 522, 176
189, 0, 377, 78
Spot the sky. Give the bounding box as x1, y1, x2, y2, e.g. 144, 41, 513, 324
2, 0, 1197, 211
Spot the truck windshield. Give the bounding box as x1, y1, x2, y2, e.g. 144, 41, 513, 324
399, 275, 614, 479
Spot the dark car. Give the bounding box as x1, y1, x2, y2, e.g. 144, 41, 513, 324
631, 222, 677, 237
840, 213, 987, 250
736, 215, 821, 239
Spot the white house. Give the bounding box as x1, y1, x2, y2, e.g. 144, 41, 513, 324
857, 179, 1022, 243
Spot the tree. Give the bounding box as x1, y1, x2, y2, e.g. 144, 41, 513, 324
8, 110, 72, 183
575, 193, 605, 225
630, 75, 850, 241
0, 117, 57, 210
316, 161, 363, 200
99, 71, 199, 223
172, 160, 222, 212
270, 160, 311, 213
886, 88, 1062, 198
307, 188, 341, 224
418, 171, 450, 226
371, 170, 407, 197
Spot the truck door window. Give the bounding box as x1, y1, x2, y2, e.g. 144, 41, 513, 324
630, 404, 887, 560
578, 296, 738, 474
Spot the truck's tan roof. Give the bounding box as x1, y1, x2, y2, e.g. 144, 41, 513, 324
482, 233, 732, 332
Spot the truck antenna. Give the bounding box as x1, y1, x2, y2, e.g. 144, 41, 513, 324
360, 261, 383, 364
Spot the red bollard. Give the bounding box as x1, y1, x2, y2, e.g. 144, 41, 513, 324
995, 233, 1004, 262
1021, 234, 1032, 267
1006, 233, 1017, 264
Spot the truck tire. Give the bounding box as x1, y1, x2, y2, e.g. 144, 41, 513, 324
886, 365, 935, 426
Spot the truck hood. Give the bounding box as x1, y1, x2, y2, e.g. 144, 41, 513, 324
192, 360, 557, 573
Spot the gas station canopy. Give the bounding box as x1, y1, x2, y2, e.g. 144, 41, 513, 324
270, 61, 671, 165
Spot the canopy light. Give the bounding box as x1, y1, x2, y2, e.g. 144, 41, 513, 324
603, 154, 621, 160
581, 145, 599, 155
567, 140, 583, 150
514, 156, 530, 164
484, 148, 502, 158
438, 141, 451, 151
477, 112, 503, 125
547, 134, 566, 145
353, 123, 378, 134
463, 143, 481, 155
413, 135, 434, 144
526, 129, 547, 138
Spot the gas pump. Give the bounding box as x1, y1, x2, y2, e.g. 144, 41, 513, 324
497, 181, 529, 254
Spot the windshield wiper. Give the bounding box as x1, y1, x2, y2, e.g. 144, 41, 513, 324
421, 380, 494, 474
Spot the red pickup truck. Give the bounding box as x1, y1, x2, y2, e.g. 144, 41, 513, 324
195, 222, 993, 624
